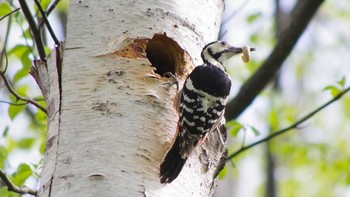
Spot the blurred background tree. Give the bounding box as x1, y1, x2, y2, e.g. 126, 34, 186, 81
215, 1, 350, 196
1, 0, 349, 196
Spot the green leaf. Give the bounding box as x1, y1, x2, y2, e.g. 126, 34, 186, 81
8, 85, 29, 120
36, 106, 47, 122
324, 76, 347, 97
7, 45, 32, 74
7, 45, 30, 57
269, 108, 279, 130
8, 103, 26, 120
40, 0, 52, 11
32, 106, 48, 131
250, 126, 260, 136
13, 68, 30, 83
18, 138, 36, 149
40, 138, 46, 154
337, 76, 346, 88
45, 45, 52, 54
250, 33, 260, 44
14, 85, 30, 98
57, 0, 69, 11
0, 187, 16, 197
247, 12, 262, 23
6, 138, 18, 153
3, 126, 9, 137
218, 166, 227, 179
0, 2, 12, 18
22, 27, 34, 40
11, 163, 33, 185
226, 120, 243, 137
323, 85, 341, 97
0, 146, 8, 168
34, 0, 52, 16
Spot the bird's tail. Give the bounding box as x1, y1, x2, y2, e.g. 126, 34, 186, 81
160, 137, 187, 184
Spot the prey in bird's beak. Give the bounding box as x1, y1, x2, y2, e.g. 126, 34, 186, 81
201, 41, 256, 66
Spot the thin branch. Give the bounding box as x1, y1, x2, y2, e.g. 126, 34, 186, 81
219, 0, 251, 39
227, 86, 350, 160
18, 0, 46, 60
222, 0, 252, 25
0, 13, 13, 73
225, 0, 325, 120
0, 168, 38, 196
20, 21, 37, 59
4, 1, 36, 59
0, 100, 28, 106
34, 0, 60, 45
0, 7, 20, 21
0, 71, 47, 114
47, 0, 61, 16
39, 0, 61, 28
1, 49, 9, 73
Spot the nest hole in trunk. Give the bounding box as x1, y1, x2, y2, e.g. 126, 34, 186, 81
146, 33, 194, 80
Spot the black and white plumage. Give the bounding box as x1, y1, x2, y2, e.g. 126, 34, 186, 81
160, 41, 253, 184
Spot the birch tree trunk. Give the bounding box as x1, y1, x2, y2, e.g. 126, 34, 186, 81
36, 0, 227, 196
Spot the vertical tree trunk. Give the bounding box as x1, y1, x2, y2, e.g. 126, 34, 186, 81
37, 0, 227, 196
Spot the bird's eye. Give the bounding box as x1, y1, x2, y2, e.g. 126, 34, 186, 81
221, 41, 227, 46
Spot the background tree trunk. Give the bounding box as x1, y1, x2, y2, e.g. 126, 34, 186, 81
38, 0, 227, 196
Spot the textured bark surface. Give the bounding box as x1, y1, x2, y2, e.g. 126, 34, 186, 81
38, 0, 226, 196
31, 45, 62, 197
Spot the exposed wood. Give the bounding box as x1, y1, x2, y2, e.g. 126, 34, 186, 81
31, 45, 63, 197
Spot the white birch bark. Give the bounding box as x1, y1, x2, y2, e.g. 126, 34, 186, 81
38, 0, 226, 196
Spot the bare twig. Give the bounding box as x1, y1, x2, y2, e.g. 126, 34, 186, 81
222, 0, 252, 25
219, 0, 252, 39
18, 0, 46, 60
0, 7, 20, 21
225, 0, 325, 120
1, 50, 9, 73
0, 100, 28, 106
227, 86, 350, 160
39, 0, 61, 28
0, 168, 38, 196
34, 0, 60, 45
47, 0, 61, 16
0, 10, 13, 73
5, 0, 36, 59
0, 71, 47, 114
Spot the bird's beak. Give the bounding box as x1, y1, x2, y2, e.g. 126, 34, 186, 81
249, 47, 256, 52
225, 47, 243, 54
225, 46, 256, 54
224, 46, 255, 58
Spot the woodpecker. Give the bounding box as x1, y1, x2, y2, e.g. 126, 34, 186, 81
159, 41, 255, 184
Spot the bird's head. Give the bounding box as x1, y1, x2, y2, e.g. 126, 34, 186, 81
201, 41, 255, 70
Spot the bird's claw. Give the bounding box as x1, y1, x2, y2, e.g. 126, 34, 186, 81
161, 72, 179, 91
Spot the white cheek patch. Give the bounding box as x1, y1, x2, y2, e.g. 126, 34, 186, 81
241, 45, 251, 63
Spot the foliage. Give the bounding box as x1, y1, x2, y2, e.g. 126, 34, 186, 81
0, 0, 67, 195
220, 0, 350, 196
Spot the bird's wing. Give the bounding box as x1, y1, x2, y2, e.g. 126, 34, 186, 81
209, 110, 225, 133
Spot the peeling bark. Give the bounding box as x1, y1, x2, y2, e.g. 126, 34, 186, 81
31, 45, 63, 196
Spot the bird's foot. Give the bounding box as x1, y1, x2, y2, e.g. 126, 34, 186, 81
161, 72, 179, 91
